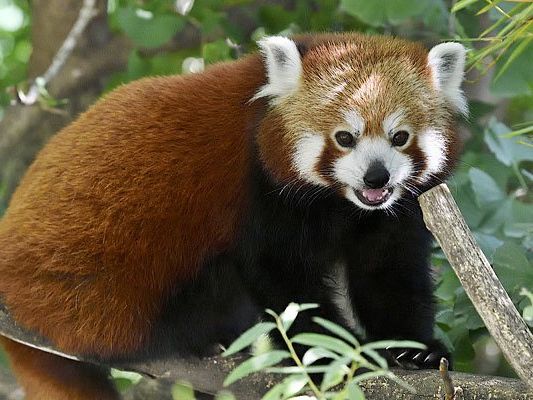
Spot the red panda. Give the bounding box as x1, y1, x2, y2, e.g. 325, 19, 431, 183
0, 33, 466, 399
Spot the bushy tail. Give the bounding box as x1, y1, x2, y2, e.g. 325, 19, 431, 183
0, 337, 120, 400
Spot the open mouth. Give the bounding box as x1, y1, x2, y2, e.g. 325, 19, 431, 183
354, 187, 393, 207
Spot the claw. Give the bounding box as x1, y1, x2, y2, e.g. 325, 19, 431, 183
395, 350, 410, 360
412, 351, 424, 362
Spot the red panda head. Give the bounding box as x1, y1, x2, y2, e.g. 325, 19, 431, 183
254, 34, 466, 211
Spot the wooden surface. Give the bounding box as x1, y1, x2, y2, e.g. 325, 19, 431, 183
419, 183, 533, 389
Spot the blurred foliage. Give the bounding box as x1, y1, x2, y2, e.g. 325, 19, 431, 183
0, 0, 30, 117
0, 0, 532, 389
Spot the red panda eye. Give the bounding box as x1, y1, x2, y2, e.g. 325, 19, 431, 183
335, 131, 355, 148
392, 131, 409, 147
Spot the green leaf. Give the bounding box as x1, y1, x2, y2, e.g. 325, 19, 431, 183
493, 241, 533, 293
453, 183, 486, 229
258, 5, 297, 33
291, 333, 355, 356
116, 7, 185, 48
484, 118, 533, 166
435, 267, 461, 303
223, 350, 291, 386
340, 0, 431, 27
261, 382, 285, 400
261, 374, 307, 400
495, 37, 533, 82
110, 369, 142, 392
360, 340, 426, 351
171, 381, 196, 400
361, 348, 388, 369
282, 374, 308, 398
491, 43, 533, 97
202, 39, 232, 64
223, 322, 276, 356
523, 305, 533, 327
472, 232, 503, 262
280, 302, 300, 331
302, 347, 340, 365
347, 382, 366, 400
453, 289, 485, 330
266, 365, 330, 374
452, 0, 479, 13
215, 391, 236, 400
312, 317, 359, 346
468, 168, 506, 209
320, 358, 351, 391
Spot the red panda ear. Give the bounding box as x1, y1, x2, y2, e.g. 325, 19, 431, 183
253, 36, 303, 103
428, 42, 468, 115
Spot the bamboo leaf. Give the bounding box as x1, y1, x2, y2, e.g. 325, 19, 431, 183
223, 322, 277, 356
452, 0, 479, 13
495, 36, 533, 81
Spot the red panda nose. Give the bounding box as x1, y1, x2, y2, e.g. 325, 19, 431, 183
363, 162, 390, 189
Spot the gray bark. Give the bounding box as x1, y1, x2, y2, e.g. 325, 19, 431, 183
419, 183, 533, 389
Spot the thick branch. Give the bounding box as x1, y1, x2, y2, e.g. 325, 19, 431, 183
19, 0, 98, 105
419, 183, 533, 389
1, 304, 532, 399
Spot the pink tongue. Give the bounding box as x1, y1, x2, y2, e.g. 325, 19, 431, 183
362, 188, 386, 202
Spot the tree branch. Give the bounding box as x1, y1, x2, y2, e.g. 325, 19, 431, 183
1, 304, 532, 399
419, 183, 533, 389
17, 0, 98, 105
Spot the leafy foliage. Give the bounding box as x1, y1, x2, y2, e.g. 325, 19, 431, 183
223, 303, 420, 400
0, 0, 31, 114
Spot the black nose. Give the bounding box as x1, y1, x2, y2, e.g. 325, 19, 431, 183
363, 162, 390, 189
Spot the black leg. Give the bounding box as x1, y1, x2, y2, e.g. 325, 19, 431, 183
345, 205, 450, 369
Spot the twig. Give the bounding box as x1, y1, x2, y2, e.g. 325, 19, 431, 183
18, 0, 98, 105
440, 358, 456, 400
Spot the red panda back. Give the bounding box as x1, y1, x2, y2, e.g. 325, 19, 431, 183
0, 54, 265, 357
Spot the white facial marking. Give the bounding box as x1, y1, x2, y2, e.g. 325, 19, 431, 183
427, 42, 468, 115
383, 109, 414, 148
293, 133, 328, 186
352, 74, 383, 102
253, 36, 302, 104
383, 109, 405, 134
418, 128, 447, 182
343, 110, 365, 134
334, 137, 413, 210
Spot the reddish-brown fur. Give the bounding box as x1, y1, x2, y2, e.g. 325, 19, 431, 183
1, 337, 119, 400
0, 55, 265, 358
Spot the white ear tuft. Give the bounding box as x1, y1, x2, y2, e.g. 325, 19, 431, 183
252, 36, 302, 103
428, 42, 467, 115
